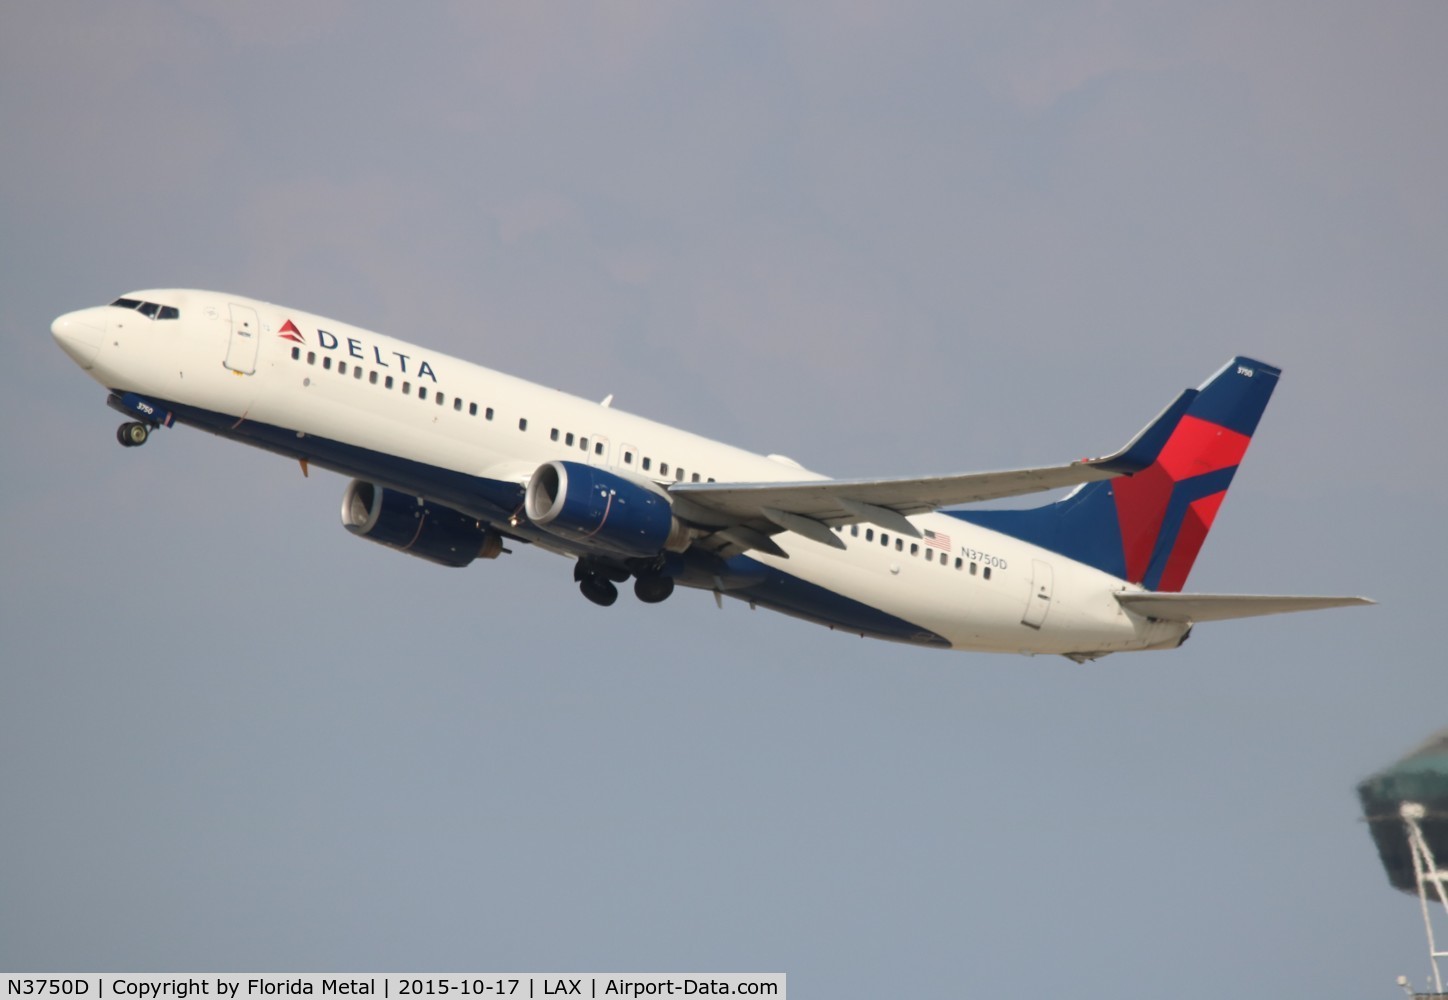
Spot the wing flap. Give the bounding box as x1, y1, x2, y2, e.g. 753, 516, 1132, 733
1116, 592, 1375, 623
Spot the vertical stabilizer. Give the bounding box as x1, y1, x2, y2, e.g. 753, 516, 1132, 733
950, 358, 1279, 591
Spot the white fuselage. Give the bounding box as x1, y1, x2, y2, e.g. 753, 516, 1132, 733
53, 289, 1186, 657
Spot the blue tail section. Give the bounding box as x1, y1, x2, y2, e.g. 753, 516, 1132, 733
948, 358, 1280, 591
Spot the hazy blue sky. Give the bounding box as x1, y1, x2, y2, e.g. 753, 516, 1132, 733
3, 3, 1445, 996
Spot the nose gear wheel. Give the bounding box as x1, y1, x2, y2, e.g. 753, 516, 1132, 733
116, 422, 150, 447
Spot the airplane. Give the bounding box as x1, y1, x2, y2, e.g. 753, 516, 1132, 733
50, 289, 1371, 660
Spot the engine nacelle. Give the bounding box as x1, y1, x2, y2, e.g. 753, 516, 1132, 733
524, 460, 690, 559
340, 480, 502, 568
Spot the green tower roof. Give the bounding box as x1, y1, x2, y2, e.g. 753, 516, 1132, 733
1359, 730, 1448, 896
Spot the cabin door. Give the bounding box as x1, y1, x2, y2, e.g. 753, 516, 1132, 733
225, 303, 260, 375
1022, 559, 1054, 629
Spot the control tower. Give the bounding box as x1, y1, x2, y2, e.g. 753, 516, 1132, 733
1359, 730, 1448, 997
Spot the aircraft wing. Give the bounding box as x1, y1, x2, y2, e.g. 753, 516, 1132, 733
1115, 592, 1375, 622
673, 460, 1125, 524
667, 388, 1196, 556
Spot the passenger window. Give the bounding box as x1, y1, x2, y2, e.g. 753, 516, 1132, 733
675, 468, 684, 482
323, 357, 332, 370
437, 394, 445, 406
469, 403, 477, 416
369, 371, 378, 385
911, 543, 919, 556
660, 463, 669, 476
418, 388, 428, 402
881, 533, 889, 547
551, 429, 560, 442
355, 367, 364, 379
385, 376, 394, 389
595, 442, 604, 456
691, 472, 700, 482
970, 562, 978, 575
307, 352, 316, 365
866, 529, 874, 542
291, 346, 300, 361
565, 433, 574, 446
895, 538, 903, 551
486, 407, 494, 420
580, 438, 589, 451
851, 526, 859, 537
339, 362, 347, 375
519, 418, 527, 431
624, 451, 634, 464
643, 458, 652, 471
402, 381, 410, 393
984, 566, 992, 580
954, 557, 962, 570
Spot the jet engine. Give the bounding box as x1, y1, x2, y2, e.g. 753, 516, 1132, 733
524, 460, 690, 559
340, 480, 502, 568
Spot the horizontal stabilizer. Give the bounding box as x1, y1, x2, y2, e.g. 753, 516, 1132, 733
1116, 591, 1374, 623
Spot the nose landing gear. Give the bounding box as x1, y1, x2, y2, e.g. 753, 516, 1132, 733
116, 421, 150, 447
106, 394, 173, 448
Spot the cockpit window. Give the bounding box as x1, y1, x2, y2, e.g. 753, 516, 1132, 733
109, 297, 180, 319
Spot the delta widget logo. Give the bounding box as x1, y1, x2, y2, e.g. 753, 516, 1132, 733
275, 318, 440, 382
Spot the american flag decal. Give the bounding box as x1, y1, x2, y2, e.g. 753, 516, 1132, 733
923, 529, 951, 550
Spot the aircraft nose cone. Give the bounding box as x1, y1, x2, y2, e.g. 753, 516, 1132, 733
51, 307, 106, 369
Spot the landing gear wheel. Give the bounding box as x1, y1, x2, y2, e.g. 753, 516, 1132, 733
634, 574, 675, 604
117, 422, 150, 447
580, 576, 619, 607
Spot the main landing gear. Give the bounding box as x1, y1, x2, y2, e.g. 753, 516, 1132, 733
633, 573, 675, 604
116, 421, 150, 447
575, 559, 626, 607
574, 559, 675, 607
580, 575, 619, 607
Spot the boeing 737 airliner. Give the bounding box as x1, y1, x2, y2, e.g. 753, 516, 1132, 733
51, 290, 1370, 659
